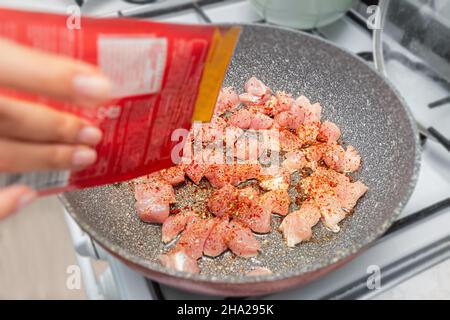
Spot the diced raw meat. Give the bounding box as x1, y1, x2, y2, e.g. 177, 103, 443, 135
260, 189, 291, 216
322, 144, 361, 173
203, 217, 229, 257
335, 180, 368, 211
250, 112, 273, 130
245, 77, 270, 96
224, 125, 244, 148
299, 168, 367, 232
234, 135, 262, 162
279, 129, 302, 152
253, 95, 277, 115
239, 92, 260, 104
204, 164, 232, 188
134, 177, 176, 224
279, 202, 321, 247
246, 267, 273, 276
161, 211, 197, 243
214, 87, 240, 115
207, 184, 238, 217
303, 102, 322, 123
136, 202, 170, 224
145, 80, 369, 273
185, 163, 207, 184
259, 166, 290, 191
317, 194, 348, 233
192, 117, 228, 150
160, 165, 186, 186
159, 250, 200, 274
342, 146, 361, 172
274, 111, 291, 128
317, 121, 341, 143
238, 186, 260, 199
229, 109, 252, 129
274, 99, 305, 129
134, 176, 176, 204
176, 217, 216, 259
258, 128, 281, 157
225, 220, 260, 258
282, 150, 307, 173
296, 122, 320, 147
234, 187, 271, 233
231, 163, 261, 185
204, 163, 261, 188
273, 91, 294, 115
294, 95, 311, 108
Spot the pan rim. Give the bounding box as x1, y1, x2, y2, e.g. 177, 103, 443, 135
61, 23, 421, 286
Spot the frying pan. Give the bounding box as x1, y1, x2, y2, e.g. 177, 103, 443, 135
61, 24, 420, 297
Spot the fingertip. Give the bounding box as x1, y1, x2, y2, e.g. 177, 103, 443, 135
76, 126, 103, 146
0, 185, 36, 220
16, 188, 37, 211
71, 146, 98, 170
72, 73, 112, 106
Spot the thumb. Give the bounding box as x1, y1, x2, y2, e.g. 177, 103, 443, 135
0, 185, 36, 220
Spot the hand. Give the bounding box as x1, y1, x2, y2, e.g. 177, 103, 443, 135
0, 38, 112, 219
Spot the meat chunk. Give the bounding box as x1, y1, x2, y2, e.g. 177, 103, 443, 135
184, 163, 207, 184
335, 180, 368, 211
176, 217, 216, 259
303, 102, 322, 123
229, 109, 252, 129
161, 211, 197, 243
260, 189, 291, 216
136, 202, 170, 224
322, 144, 361, 173
234, 135, 262, 162
204, 163, 261, 189
299, 167, 367, 232
279, 202, 321, 247
134, 176, 176, 224
250, 112, 273, 130
214, 87, 240, 115
204, 164, 232, 188
225, 220, 260, 258
239, 77, 271, 105
273, 91, 294, 115
159, 250, 200, 274
207, 184, 238, 217
160, 165, 186, 186
317, 121, 341, 143
234, 187, 271, 234
317, 194, 348, 233
279, 129, 302, 152
203, 217, 229, 257
296, 122, 320, 147
259, 166, 290, 191
282, 150, 307, 173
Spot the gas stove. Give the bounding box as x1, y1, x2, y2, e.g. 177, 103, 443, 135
7, 0, 449, 299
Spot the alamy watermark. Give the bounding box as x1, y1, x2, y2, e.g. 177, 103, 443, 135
66, 5, 81, 30
366, 264, 382, 290
366, 5, 382, 30
66, 265, 82, 290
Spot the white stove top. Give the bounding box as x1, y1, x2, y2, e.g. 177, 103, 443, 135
4, 0, 448, 299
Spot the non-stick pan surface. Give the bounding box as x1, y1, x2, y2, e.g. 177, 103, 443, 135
61, 24, 420, 296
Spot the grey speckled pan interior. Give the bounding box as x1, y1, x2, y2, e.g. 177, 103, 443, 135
61, 24, 420, 296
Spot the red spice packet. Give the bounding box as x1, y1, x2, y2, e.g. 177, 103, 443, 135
0, 8, 240, 195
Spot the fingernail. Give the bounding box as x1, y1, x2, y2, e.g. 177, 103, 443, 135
77, 126, 103, 146
17, 191, 37, 211
72, 74, 112, 101
72, 147, 97, 168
